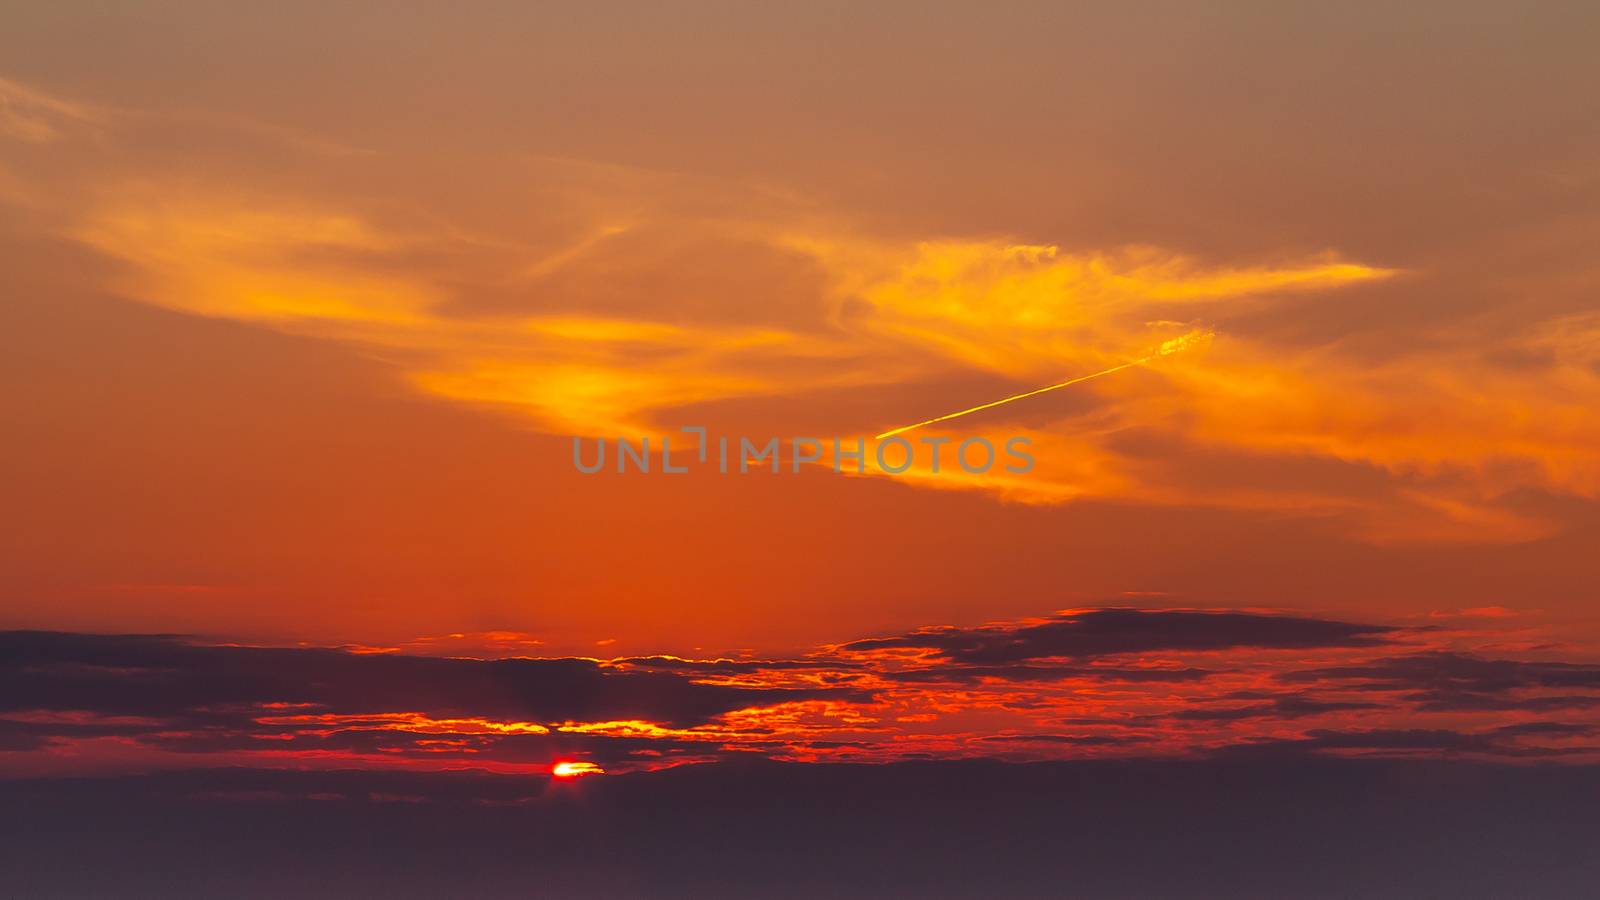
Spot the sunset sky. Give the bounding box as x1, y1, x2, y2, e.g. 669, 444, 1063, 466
4, 7, 1600, 886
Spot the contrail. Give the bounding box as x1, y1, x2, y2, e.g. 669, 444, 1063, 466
874, 330, 1211, 440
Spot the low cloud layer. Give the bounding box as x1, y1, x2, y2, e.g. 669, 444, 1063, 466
840, 607, 1394, 662
4, 607, 1597, 773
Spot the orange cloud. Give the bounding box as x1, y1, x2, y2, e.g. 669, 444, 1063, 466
11, 74, 1597, 544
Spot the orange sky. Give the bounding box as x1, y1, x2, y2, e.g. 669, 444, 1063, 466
3, 3, 1599, 661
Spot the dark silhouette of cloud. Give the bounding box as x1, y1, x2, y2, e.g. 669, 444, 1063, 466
1282, 652, 1600, 692
1280, 651, 1600, 712
1162, 695, 1379, 722
0, 631, 866, 729
1216, 727, 1597, 760
842, 608, 1394, 663
882, 663, 1213, 684
979, 733, 1155, 746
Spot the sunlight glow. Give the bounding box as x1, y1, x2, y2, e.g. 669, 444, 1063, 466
552, 761, 605, 778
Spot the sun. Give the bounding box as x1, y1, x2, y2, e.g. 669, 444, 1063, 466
551, 761, 604, 778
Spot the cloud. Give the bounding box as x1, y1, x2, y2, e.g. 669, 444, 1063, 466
841, 608, 1394, 664
2, 610, 1598, 769
978, 733, 1155, 746
0, 631, 859, 730
881, 663, 1214, 684
810, 238, 1389, 380
1161, 695, 1380, 722
0, 77, 99, 143
612, 656, 855, 675
1281, 651, 1600, 694
1214, 727, 1597, 760
7, 73, 1595, 543
1276, 651, 1600, 715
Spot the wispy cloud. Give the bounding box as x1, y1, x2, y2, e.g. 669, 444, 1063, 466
0, 77, 100, 143
7, 75, 1599, 543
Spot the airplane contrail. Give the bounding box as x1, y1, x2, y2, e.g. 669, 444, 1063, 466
874, 330, 1211, 440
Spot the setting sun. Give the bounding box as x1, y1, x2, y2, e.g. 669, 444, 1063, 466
551, 761, 604, 779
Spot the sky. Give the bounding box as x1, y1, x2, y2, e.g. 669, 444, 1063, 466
3, 0, 1600, 791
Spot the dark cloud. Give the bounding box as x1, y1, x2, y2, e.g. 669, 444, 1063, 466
1491, 722, 1593, 738
0, 631, 865, 730
1282, 652, 1600, 693
0, 715, 170, 752
0, 720, 51, 752
140, 724, 725, 768
1410, 693, 1600, 713
979, 734, 1155, 746
1162, 696, 1379, 722
1216, 727, 1596, 760
1280, 651, 1600, 712
882, 663, 1213, 684
842, 608, 1393, 664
